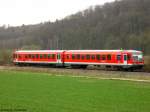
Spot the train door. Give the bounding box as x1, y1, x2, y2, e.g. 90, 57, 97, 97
123, 54, 127, 65
57, 53, 61, 64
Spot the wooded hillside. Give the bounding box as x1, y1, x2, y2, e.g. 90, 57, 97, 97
0, 0, 150, 54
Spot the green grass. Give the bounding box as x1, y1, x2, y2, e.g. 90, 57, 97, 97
0, 70, 150, 112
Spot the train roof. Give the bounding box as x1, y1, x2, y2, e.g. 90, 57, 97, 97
14, 50, 142, 53
66, 50, 141, 52
15, 50, 64, 53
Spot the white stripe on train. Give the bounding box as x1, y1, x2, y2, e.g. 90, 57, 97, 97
13, 60, 143, 66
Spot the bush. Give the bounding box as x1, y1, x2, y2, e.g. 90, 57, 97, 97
144, 56, 150, 72
0, 50, 13, 65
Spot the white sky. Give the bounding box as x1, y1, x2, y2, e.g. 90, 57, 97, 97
0, 0, 114, 26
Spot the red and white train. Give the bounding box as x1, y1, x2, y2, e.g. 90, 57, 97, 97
13, 50, 144, 71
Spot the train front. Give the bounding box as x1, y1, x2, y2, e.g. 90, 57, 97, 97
131, 51, 144, 69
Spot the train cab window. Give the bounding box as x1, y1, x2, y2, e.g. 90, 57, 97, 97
77, 54, 80, 60
48, 54, 51, 59
117, 55, 121, 61
81, 55, 84, 60
107, 54, 111, 60
102, 55, 106, 60
72, 54, 75, 60
52, 54, 55, 59
96, 55, 100, 60
91, 55, 95, 60
66, 55, 69, 59
86, 55, 90, 60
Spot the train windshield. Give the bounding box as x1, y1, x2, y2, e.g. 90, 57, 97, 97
132, 52, 143, 62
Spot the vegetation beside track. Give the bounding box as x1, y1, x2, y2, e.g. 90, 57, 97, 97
0, 70, 150, 112
144, 56, 150, 72
0, 50, 13, 65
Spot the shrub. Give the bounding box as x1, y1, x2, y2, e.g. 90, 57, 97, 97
144, 56, 150, 72
0, 50, 13, 65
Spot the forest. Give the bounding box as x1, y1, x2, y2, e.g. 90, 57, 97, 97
0, 0, 150, 55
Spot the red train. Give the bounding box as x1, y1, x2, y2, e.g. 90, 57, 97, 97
13, 50, 144, 71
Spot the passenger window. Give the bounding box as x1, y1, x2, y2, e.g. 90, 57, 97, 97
32, 55, 35, 59
91, 55, 95, 60
48, 54, 51, 59
44, 54, 47, 59
102, 55, 106, 60
96, 55, 100, 60
52, 54, 55, 59
81, 55, 84, 60
77, 54, 80, 59
35, 54, 38, 59
72, 54, 75, 60
107, 54, 111, 60
117, 55, 121, 61
86, 55, 90, 60
40, 54, 43, 59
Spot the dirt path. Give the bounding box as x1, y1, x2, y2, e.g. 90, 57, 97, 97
0, 65, 150, 82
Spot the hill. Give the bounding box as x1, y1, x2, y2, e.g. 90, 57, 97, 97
0, 0, 150, 54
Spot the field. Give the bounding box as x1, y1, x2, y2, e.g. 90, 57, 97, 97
0, 70, 150, 112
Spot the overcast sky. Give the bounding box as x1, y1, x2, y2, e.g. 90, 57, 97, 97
0, 0, 114, 26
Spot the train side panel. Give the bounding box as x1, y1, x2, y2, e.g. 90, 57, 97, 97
13, 50, 64, 65
13, 50, 144, 70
